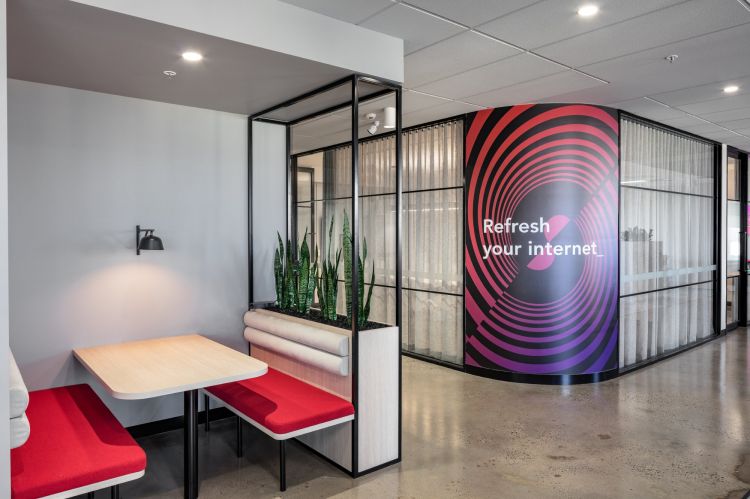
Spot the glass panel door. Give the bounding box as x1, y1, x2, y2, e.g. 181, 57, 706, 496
727, 154, 741, 329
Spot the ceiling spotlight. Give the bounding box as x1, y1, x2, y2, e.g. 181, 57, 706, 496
724, 85, 740, 94
368, 121, 380, 136
181, 51, 203, 62
162, 70, 177, 78
577, 4, 599, 17
664, 54, 679, 64
383, 107, 396, 129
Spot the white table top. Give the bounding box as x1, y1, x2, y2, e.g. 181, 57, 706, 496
74, 334, 268, 400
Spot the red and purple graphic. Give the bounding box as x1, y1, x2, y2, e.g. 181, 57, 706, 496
465, 104, 619, 375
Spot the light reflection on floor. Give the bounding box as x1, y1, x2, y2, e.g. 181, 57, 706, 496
121, 329, 749, 498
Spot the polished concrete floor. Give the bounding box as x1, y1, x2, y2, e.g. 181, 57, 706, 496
120, 330, 750, 498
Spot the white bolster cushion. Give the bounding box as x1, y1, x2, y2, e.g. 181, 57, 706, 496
10, 413, 30, 449
9, 353, 29, 419
244, 312, 348, 356
245, 327, 348, 376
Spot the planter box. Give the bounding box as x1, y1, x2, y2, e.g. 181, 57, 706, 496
244, 308, 399, 474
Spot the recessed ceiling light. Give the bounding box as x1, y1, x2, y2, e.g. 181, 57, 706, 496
577, 4, 599, 17
163, 70, 177, 78
724, 85, 740, 94
181, 51, 203, 62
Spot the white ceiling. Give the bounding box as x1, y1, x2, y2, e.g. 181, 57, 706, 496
281, 0, 750, 151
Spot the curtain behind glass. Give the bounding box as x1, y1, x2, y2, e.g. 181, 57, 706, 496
315, 120, 465, 365
402, 121, 463, 364
619, 118, 716, 367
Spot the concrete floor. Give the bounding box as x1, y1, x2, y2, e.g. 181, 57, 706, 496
120, 330, 750, 499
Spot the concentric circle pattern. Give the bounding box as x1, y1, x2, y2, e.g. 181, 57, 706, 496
464, 104, 619, 375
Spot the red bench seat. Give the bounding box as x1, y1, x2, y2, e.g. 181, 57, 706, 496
205, 367, 354, 437
11, 384, 147, 499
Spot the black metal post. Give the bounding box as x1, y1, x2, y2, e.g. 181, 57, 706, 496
110, 485, 120, 499
394, 86, 403, 462
350, 75, 360, 475
204, 394, 210, 432
280, 440, 287, 492
236, 416, 243, 458
248, 118, 254, 308
86, 493, 94, 499
183, 390, 198, 499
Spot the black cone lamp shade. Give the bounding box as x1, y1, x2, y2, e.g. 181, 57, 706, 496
136, 225, 165, 255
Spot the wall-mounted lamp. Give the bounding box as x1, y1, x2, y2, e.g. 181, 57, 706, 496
136, 225, 164, 255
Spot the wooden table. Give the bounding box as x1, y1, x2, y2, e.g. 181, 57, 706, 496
74, 334, 268, 499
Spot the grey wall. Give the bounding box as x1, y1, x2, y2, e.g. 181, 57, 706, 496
0, 0, 11, 493
251, 121, 287, 304
8, 79, 248, 426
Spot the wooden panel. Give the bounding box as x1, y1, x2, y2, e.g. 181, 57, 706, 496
357, 326, 400, 471
73, 334, 267, 400
252, 346, 352, 401
297, 421, 352, 472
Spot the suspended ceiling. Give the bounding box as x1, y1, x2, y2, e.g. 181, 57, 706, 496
282, 0, 750, 151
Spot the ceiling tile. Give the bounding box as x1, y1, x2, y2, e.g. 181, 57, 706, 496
403, 100, 484, 127
280, 0, 394, 24
415, 53, 564, 99
404, 0, 539, 28
699, 106, 750, 124
405, 31, 521, 87
536, 1, 750, 68
463, 70, 606, 107
548, 23, 750, 105
610, 98, 687, 121
650, 74, 750, 107
403, 90, 452, 113
359, 3, 464, 54
477, 0, 684, 50
719, 118, 750, 130
677, 93, 750, 116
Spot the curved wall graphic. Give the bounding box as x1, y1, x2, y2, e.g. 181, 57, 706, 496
464, 104, 619, 378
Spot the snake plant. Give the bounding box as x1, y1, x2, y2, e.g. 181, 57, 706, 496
318, 216, 341, 321
343, 212, 375, 327
273, 230, 318, 313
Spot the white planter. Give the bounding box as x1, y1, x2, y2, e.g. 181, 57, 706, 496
243, 309, 400, 474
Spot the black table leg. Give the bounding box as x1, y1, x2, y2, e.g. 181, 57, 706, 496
184, 390, 199, 499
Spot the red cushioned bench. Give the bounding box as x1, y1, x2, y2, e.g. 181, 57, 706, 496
11, 384, 147, 499
204, 367, 354, 491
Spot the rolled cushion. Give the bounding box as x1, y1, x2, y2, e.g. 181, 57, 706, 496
10, 414, 30, 450
245, 328, 348, 376
244, 311, 348, 356
11, 384, 146, 499
206, 367, 354, 436
9, 353, 29, 419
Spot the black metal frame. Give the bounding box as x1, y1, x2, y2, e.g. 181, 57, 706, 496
617, 112, 724, 377
247, 74, 403, 478
727, 145, 746, 330
739, 148, 750, 327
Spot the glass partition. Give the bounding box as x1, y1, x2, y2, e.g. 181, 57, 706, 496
619, 117, 716, 368
294, 118, 464, 365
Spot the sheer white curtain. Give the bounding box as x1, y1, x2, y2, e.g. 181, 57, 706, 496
313, 120, 465, 365
402, 121, 463, 365
619, 118, 716, 367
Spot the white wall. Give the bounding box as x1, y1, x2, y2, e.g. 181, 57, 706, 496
0, 0, 11, 494
8, 79, 248, 426
251, 121, 287, 304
